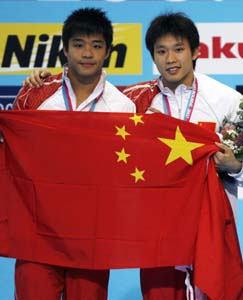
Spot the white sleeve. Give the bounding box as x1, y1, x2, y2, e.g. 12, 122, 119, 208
228, 162, 243, 186
217, 131, 243, 185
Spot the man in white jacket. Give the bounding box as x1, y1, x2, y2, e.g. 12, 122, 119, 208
123, 12, 243, 300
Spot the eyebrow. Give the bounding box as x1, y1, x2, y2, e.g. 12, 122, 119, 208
71, 38, 105, 44
155, 42, 185, 49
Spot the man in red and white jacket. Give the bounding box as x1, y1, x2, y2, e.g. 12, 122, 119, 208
13, 7, 135, 300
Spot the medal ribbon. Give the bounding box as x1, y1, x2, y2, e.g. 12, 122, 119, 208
62, 77, 102, 112
162, 78, 198, 121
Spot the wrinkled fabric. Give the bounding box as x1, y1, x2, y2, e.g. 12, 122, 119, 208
0, 110, 243, 300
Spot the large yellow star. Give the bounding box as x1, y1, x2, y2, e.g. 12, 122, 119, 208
115, 125, 130, 140
115, 148, 131, 163
130, 167, 145, 183
158, 126, 204, 165
129, 114, 144, 126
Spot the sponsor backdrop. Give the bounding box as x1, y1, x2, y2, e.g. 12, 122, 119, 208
0, 1, 243, 299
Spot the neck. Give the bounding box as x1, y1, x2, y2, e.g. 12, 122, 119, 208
68, 71, 101, 107
162, 73, 195, 93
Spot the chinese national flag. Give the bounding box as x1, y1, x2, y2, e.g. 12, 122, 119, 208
0, 110, 243, 300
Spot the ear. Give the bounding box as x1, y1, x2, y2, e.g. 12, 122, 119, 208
192, 47, 199, 60
105, 47, 111, 59
63, 47, 68, 58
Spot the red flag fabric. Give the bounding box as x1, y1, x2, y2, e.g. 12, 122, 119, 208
0, 110, 243, 300
0, 134, 9, 256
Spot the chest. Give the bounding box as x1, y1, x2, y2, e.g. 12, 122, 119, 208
149, 92, 227, 132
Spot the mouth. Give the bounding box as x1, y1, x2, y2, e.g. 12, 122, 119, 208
166, 66, 180, 75
80, 62, 96, 67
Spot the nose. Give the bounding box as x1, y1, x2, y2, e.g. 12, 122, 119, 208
166, 50, 176, 63
82, 45, 93, 58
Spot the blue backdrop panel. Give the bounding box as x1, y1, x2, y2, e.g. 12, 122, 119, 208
0, 87, 19, 110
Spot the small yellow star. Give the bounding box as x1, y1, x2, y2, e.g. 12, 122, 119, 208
158, 126, 204, 165
115, 148, 131, 163
115, 125, 130, 140
129, 114, 144, 126
130, 167, 145, 183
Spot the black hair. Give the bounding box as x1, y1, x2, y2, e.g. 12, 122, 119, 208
62, 7, 113, 51
145, 12, 200, 68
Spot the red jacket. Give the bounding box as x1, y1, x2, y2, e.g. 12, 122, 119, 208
123, 79, 160, 113
13, 73, 62, 110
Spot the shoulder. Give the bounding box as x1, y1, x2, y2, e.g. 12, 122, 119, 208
123, 79, 159, 95
113, 79, 160, 113
105, 81, 130, 101
196, 72, 243, 114
13, 73, 62, 110
103, 81, 136, 112
122, 79, 160, 107
196, 72, 242, 98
